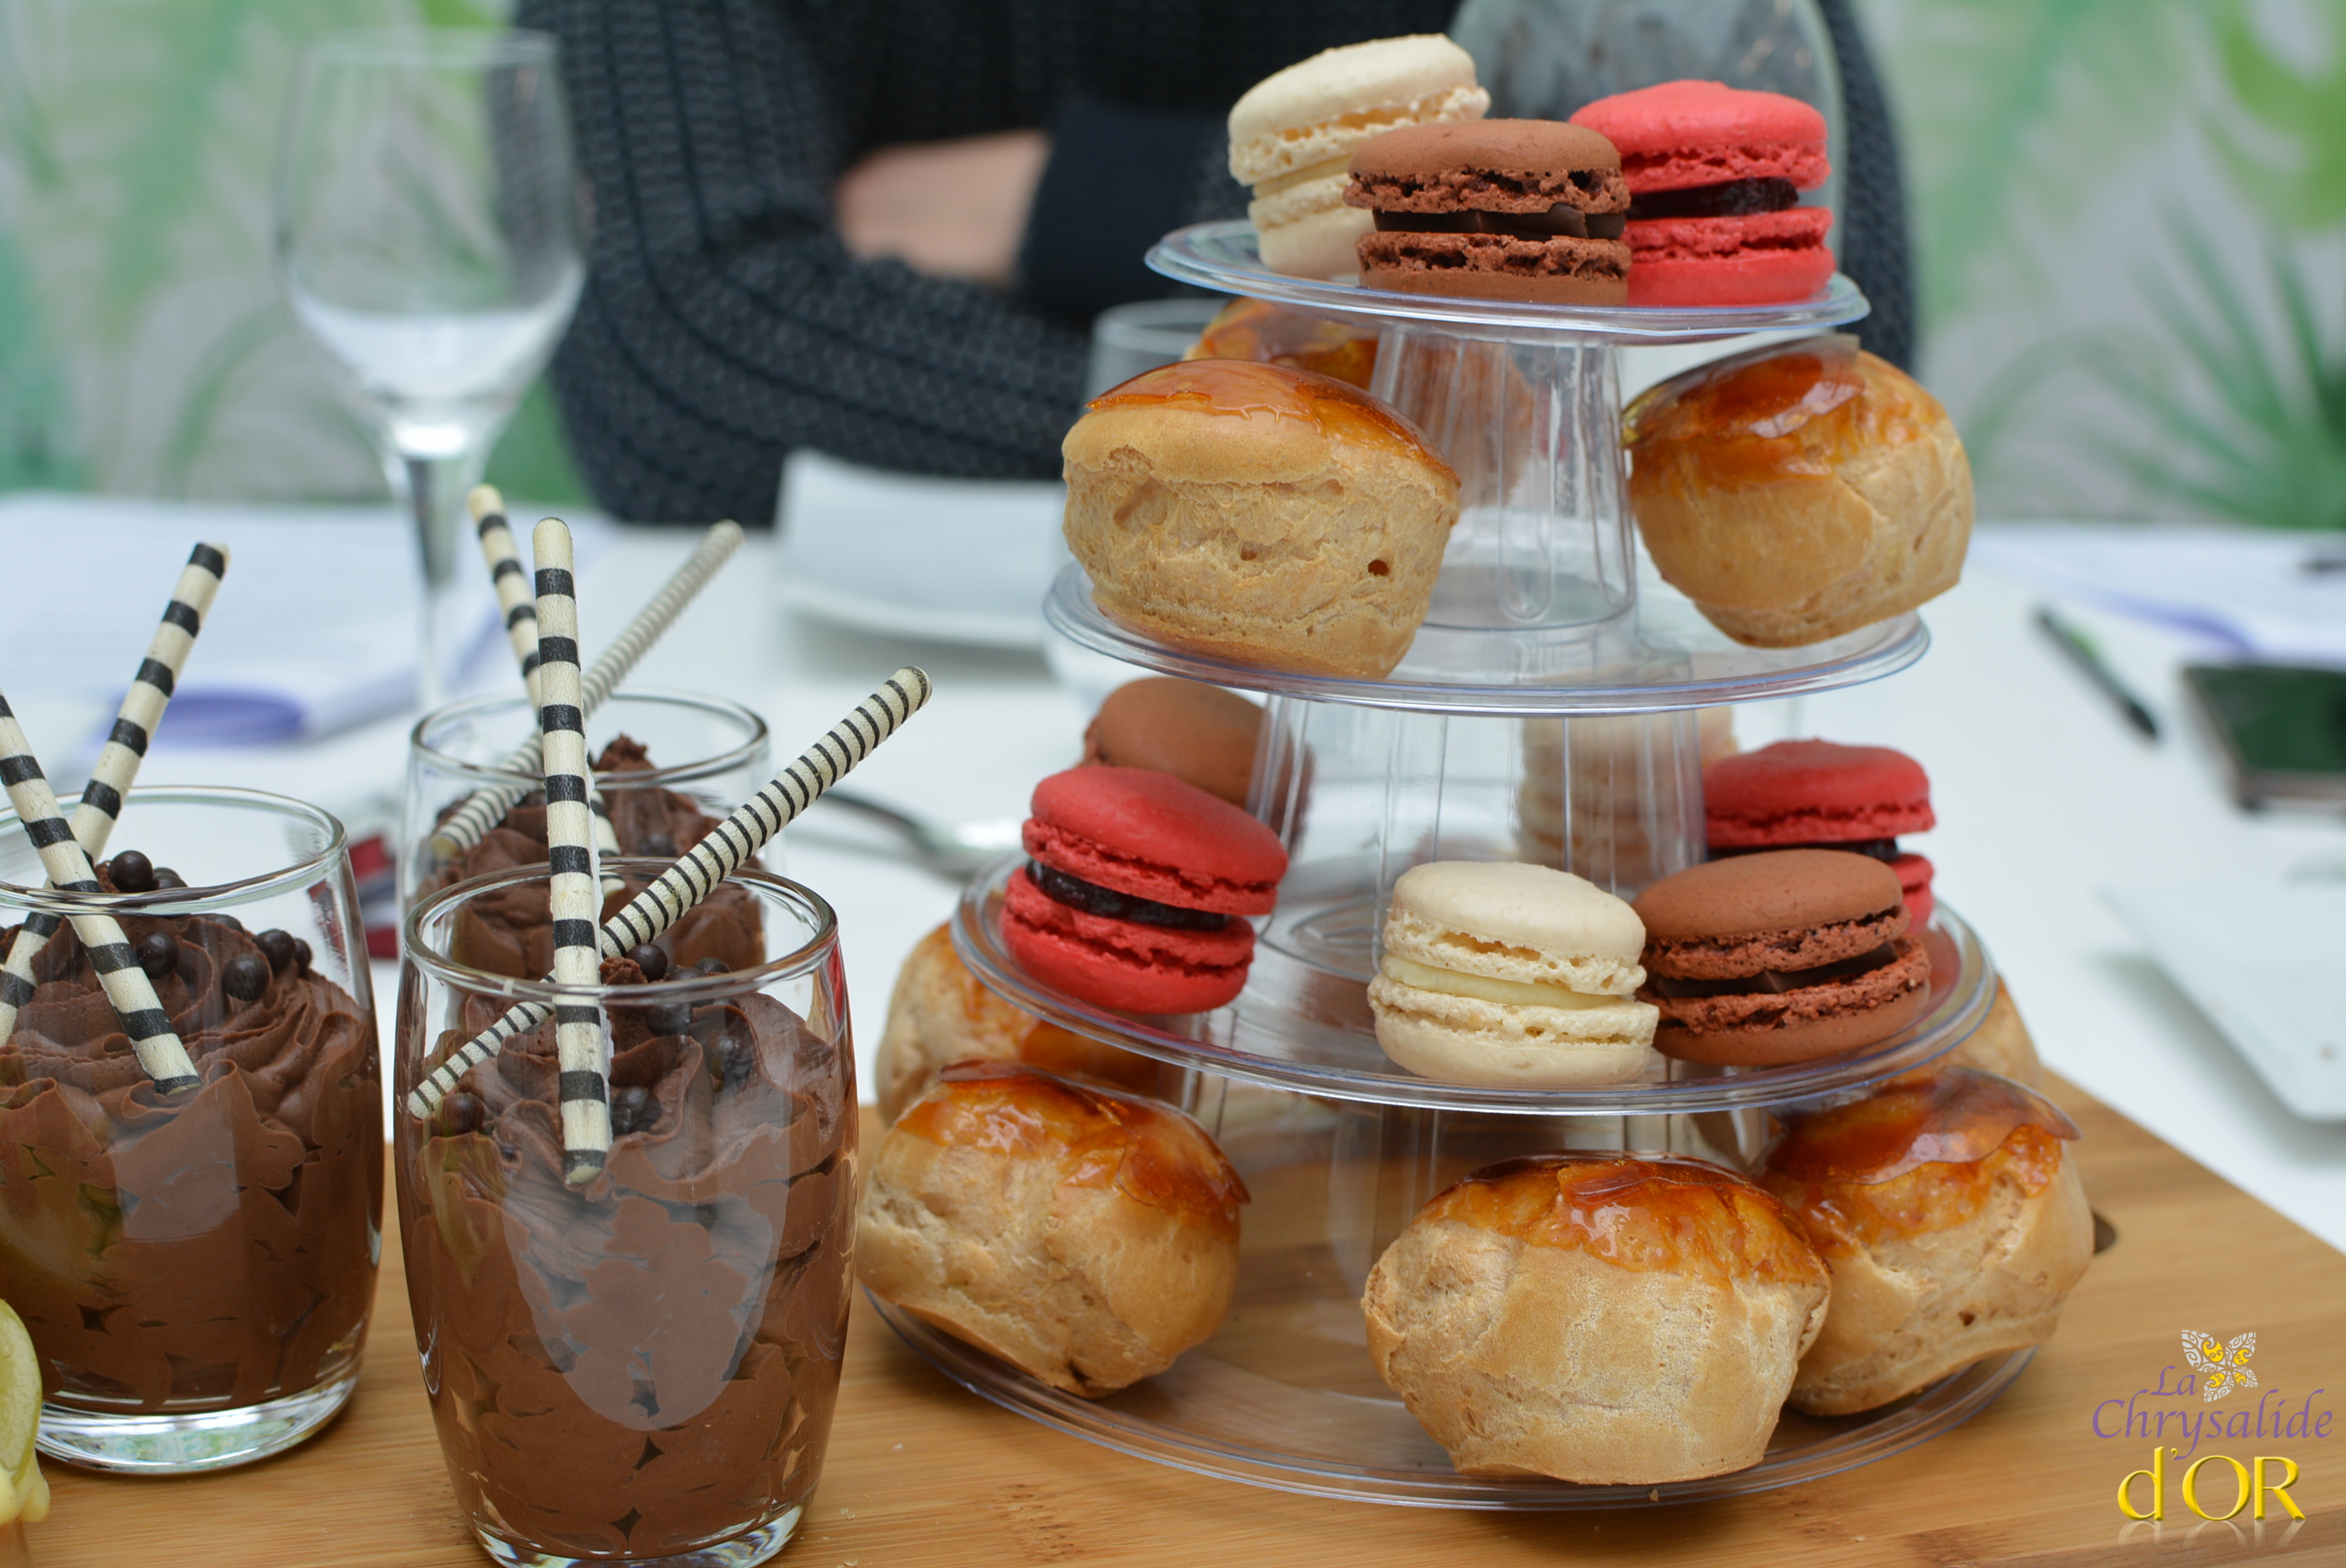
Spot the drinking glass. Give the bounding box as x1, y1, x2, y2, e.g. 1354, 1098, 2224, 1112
396, 862, 855, 1566
0, 788, 382, 1472
401, 689, 773, 907
275, 27, 586, 706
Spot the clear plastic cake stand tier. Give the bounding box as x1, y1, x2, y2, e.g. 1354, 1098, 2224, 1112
906, 223, 2020, 1508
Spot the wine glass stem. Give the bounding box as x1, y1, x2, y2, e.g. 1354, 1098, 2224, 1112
394, 445, 492, 711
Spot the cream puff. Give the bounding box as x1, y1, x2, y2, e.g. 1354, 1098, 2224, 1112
856, 1062, 1247, 1396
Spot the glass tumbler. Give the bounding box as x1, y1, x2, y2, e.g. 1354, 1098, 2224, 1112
396, 862, 855, 1568
402, 688, 772, 909
0, 787, 382, 1472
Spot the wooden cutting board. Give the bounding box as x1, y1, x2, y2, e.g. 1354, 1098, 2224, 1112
24, 1078, 2346, 1566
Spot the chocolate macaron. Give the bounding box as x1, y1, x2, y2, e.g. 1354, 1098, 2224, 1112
1345, 120, 1631, 303
1083, 679, 1264, 809
1002, 767, 1288, 1015
1631, 849, 1931, 1065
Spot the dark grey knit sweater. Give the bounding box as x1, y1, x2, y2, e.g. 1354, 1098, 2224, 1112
520, 0, 1911, 524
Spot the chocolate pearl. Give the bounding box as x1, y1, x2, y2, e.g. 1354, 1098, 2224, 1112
609, 1083, 656, 1137
135, 931, 178, 979
292, 938, 312, 971
222, 953, 269, 1002
637, 831, 677, 858
437, 1092, 488, 1137
645, 1001, 692, 1036
626, 943, 670, 982
692, 957, 729, 976
714, 1036, 756, 1091
110, 851, 157, 894
257, 929, 298, 972
211, 914, 243, 933
152, 867, 187, 890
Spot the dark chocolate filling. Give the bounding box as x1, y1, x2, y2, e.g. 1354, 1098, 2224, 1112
1627, 177, 1800, 221
1648, 941, 1899, 1000
1712, 839, 1902, 864
1026, 862, 1229, 932
1374, 205, 1628, 241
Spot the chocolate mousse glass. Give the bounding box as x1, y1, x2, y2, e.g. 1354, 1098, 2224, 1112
0, 786, 381, 1472
402, 689, 772, 906
397, 860, 854, 1567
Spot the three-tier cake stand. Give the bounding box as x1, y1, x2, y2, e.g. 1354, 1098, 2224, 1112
873, 220, 2014, 1508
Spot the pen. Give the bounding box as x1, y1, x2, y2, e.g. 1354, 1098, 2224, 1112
2035, 606, 2159, 740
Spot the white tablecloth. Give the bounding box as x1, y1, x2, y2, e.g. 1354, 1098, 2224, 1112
114, 521, 2346, 1257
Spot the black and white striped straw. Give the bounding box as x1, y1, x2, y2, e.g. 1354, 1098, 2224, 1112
472, 491, 623, 882
470, 487, 541, 703
0, 694, 199, 1093
427, 521, 745, 860
0, 543, 227, 1042
531, 519, 615, 1183
407, 665, 933, 1123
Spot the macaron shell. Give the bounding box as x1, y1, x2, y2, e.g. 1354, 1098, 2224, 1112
1635, 849, 1907, 946
1895, 852, 1934, 925
1650, 937, 1935, 1066
1370, 975, 1663, 1086
1026, 767, 1287, 915
1624, 206, 1833, 261
1228, 35, 1487, 187
1382, 860, 1647, 993
1624, 245, 1838, 308
1346, 118, 1625, 195
1567, 80, 1829, 193
1358, 250, 1630, 306
1082, 679, 1266, 809
1706, 739, 1935, 848
1003, 869, 1254, 1014
1253, 186, 1374, 281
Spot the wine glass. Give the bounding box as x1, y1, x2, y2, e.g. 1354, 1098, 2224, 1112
274, 27, 585, 708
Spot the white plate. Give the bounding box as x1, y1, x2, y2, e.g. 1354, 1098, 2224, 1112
775, 451, 1066, 648
2104, 884, 2346, 1119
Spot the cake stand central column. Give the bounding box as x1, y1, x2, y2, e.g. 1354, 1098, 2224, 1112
1370, 328, 1636, 684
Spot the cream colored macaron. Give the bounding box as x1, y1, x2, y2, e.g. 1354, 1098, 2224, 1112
1227, 34, 1489, 280
1367, 860, 1661, 1086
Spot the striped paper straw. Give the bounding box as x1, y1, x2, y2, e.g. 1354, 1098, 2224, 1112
0, 543, 227, 1040
427, 521, 745, 860
472, 493, 623, 880
0, 695, 199, 1093
530, 519, 614, 1183
408, 666, 932, 1121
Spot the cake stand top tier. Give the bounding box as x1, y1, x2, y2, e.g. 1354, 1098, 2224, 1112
1148, 220, 1868, 345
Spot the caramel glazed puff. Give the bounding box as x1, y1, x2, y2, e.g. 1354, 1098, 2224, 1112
1364, 1154, 1831, 1483
855, 1062, 1247, 1398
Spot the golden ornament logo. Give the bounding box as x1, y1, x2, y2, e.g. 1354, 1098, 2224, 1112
2181, 1330, 2259, 1403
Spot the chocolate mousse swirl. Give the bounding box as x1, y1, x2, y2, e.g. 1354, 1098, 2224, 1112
423, 735, 763, 980
0, 907, 380, 1411
401, 989, 852, 1559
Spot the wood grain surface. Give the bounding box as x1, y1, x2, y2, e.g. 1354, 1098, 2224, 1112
24, 1077, 2345, 1567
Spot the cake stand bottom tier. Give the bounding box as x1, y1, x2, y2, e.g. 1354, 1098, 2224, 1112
870, 1109, 2036, 1509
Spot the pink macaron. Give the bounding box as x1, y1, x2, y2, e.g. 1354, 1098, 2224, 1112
1705, 739, 1936, 924
1002, 767, 1287, 1014
1568, 80, 1834, 307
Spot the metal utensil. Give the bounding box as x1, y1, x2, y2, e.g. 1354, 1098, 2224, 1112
813, 790, 1022, 878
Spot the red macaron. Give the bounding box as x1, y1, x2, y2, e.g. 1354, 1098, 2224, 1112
1568, 80, 1834, 307
1002, 767, 1288, 1014
1705, 739, 1936, 923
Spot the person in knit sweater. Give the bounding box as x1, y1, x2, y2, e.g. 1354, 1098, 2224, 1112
520, 1, 1911, 524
